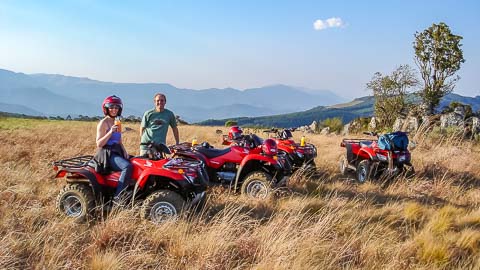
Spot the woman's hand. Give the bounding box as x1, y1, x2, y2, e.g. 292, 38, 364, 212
111, 125, 119, 133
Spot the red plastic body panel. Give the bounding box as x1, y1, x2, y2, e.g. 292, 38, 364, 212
205, 145, 249, 169
276, 139, 296, 154
55, 157, 186, 189
239, 153, 278, 167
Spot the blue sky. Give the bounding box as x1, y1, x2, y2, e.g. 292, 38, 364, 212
1, 0, 479, 99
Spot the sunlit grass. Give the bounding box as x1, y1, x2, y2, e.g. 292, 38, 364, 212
0, 118, 480, 268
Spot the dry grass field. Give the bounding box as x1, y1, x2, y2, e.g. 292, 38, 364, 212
1, 117, 480, 269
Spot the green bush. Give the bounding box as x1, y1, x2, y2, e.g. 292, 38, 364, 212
320, 117, 344, 134
225, 120, 238, 127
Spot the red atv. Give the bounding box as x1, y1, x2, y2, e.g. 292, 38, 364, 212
339, 132, 415, 183
53, 142, 209, 223
171, 132, 292, 200
262, 128, 317, 173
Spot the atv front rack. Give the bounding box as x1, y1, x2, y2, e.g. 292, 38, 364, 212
53, 155, 94, 169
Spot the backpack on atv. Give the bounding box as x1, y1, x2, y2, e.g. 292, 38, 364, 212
377, 132, 409, 151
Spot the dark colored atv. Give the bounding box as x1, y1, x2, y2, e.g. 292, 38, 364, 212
53, 142, 209, 223
339, 132, 415, 183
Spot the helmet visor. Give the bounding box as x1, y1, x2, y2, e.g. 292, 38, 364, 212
105, 103, 122, 109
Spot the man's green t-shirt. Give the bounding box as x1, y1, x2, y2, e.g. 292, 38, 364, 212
140, 108, 177, 151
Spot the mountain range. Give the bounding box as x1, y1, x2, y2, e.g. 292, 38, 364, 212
1, 68, 478, 127
199, 94, 480, 128
0, 68, 347, 122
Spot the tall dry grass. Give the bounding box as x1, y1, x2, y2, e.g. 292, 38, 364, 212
1, 118, 480, 269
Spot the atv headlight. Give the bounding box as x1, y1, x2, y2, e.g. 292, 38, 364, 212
296, 152, 304, 159
376, 153, 388, 161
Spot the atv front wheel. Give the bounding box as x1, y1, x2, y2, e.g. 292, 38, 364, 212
56, 184, 96, 223
141, 190, 186, 224
356, 160, 372, 183
241, 171, 273, 200
302, 161, 317, 175
339, 155, 349, 175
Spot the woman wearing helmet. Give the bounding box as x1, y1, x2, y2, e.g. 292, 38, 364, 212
95, 95, 132, 202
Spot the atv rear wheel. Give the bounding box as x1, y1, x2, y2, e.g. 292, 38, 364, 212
141, 190, 186, 224
241, 171, 273, 200
56, 184, 96, 223
356, 160, 372, 183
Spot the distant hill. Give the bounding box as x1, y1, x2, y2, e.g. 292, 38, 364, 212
199, 96, 375, 127
0, 102, 45, 116
0, 68, 347, 121
198, 94, 480, 128
439, 93, 480, 112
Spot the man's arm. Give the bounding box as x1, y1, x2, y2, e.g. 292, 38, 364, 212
172, 126, 179, 144
140, 111, 147, 139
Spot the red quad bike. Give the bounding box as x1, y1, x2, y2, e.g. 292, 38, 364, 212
339, 131, 415, 183
53, 142, 209, 223
262, 128, 317, 173
170, 133, 292, 200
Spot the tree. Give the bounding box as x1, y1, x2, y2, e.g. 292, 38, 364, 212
413, 22, 465, 115
366, 65, 418, 129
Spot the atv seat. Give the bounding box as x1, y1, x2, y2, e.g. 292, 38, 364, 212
195, 147, 231, 158
360, 141, 373, 148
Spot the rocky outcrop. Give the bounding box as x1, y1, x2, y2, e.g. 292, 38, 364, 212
393, 116, 419, 133
368, 117, 377, 131
309, 121, 318, 132
297, 125, 314, 134
320, 127, 330, 135
440, 107, 465, 129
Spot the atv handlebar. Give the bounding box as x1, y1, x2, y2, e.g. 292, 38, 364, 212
263, 128, 278, 133
141, 141, 171, 155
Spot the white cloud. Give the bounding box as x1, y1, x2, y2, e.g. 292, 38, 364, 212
313, 17, 345, 30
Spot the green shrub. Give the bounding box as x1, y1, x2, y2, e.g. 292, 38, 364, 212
225, 120, 238, 127
319, 117, 343, 134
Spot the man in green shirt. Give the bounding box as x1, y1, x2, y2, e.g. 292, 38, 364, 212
140, 93, 180, 155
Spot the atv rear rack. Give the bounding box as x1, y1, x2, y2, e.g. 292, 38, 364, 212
341, 138, 377, 147
53, 155, 94, 169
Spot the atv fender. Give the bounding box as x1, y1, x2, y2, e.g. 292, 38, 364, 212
136, 168, 184, 188
239, 154, 277, 167
55, 168, 102, 198
357, 148, 375, 161
233, 154, 279, 190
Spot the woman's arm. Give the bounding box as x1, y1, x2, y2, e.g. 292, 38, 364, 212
96, 120, 114, 148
